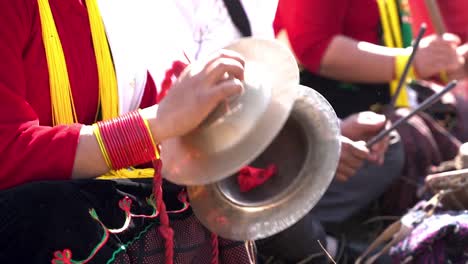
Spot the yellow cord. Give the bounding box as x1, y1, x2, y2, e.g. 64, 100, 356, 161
97, 168, 156, 179
392, 54, 416, 107
377, 0, 413, 107
37, 0, 78, 125
377, 0, 395, 48
85, 0, 119, 120
37, 0, 119, 125
93, 124, 113, 169
386, 0, 404, 48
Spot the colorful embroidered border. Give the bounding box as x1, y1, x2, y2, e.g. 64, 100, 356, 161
51, 192, 189, 264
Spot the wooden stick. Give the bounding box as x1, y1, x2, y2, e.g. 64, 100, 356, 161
424, 0, 447, 35
424, 0, 449, 82
367, 80, 458, 147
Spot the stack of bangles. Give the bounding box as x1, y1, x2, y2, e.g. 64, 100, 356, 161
93, 109, 159, 171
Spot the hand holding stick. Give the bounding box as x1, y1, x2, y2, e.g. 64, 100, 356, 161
367, 80, 458, 147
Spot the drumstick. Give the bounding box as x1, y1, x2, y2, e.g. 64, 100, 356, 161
424, 0, 449, 82
388, 24, 427, 111
371, 25, 426, 146
424, 0, 447, 35
367, 80, 458, 147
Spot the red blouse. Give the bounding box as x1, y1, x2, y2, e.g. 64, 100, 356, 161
273, 0, 381, 73
0, 0, 157, 189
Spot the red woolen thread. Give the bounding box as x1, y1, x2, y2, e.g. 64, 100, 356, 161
171, 61, 188, 77
157, 69, 175, 103
157, 60, 189, 103
153, 159, 174, 264
210, 233, 219, 264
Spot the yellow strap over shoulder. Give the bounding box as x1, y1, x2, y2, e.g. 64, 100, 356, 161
377, 0, 413, 108
37, 0, 119, 125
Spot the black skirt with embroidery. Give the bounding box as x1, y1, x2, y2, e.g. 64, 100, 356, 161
0, 179, 255, 264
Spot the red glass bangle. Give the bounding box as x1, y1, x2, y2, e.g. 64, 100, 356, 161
96, 110, 157, 170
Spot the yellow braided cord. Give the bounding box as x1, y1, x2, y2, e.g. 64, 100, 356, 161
85, 0, 119, 120
37, 0, 78, 125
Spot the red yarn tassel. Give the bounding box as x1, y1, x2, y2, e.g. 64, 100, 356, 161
157, 60, 189, 103
210, 233, 219, 264
153, 159, 174, 264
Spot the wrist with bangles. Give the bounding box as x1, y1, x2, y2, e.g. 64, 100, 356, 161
93, 109, 159, 171
393, 48, 417, 81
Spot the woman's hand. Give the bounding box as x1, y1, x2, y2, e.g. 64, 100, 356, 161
414, 33, 465, 79
146, 50, 246, 142
336, 112, 390, 182
448, 43, 468, 80
336, 136, 370, 182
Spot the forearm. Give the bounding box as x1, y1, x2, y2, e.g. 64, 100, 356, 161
72, 125, 109, 179
319, 35, 407, 83
72, 106, 161, 179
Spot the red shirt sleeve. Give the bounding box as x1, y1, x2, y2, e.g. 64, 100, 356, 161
275, 0, 350, 73
0, 0, 82, 189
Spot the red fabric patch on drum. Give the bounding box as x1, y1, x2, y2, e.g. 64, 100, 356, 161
237, 164, 277, 192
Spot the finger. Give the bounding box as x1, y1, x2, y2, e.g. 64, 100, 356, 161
438, 50, 466, 65
335, 172, 349, 182
349, 141, 370, 160
205, 78, 244, 104
204, 50, 246, 69
378, 155, 385, 165
356, 111, 386, 124
205, 58, 245, 84
370, 138, 389, 163
370, 138, 387, 153
442, 33, 462, 46
341, 150, 366, 169
431, 57, 463, 73
458, 43, 468, 58
336, 163, 356, 180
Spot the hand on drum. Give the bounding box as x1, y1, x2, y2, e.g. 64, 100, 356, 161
336, 111, 390, 181
149, 50, 246, 142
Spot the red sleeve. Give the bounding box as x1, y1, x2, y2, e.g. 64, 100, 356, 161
0, 0, 82, 189
277, 0, 350, 73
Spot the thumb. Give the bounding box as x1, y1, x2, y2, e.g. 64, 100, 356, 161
357, 114, 387, 132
